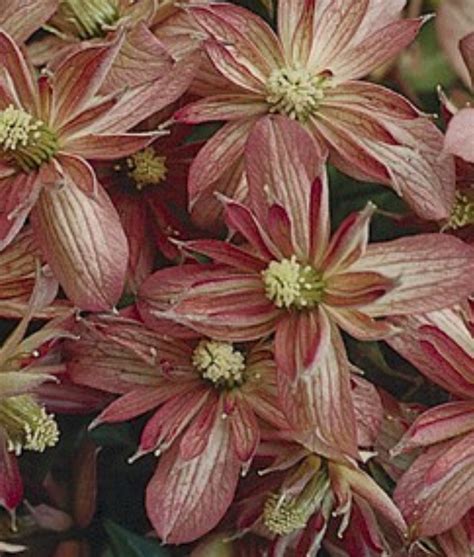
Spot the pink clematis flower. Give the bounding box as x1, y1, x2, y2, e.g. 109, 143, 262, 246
234, 443, 406, 556
0, 29, 197, 310
65, 313, 287, 544
138, 116, 474, 456
176, 0, 455, 225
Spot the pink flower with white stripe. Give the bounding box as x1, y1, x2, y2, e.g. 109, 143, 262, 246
138, 116, 474, 457
177, 0, 455, 226
65, 313, 287, 544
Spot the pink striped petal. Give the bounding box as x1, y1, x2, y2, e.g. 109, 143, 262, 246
146, 413, 240, 543
228, 396, 260, 462
0, 0, 57, 43
30, 182, 128, 311
350, 234, 474, 317
329, 17, 424, 80
274, 307, 331, 381
0, 172, 40, 250
186, 118, 257, 209
179, 397, 219, 461
65, 131, 158, 160
51, 36, 123, 127
175, 94, 267, 123
56, 152, 97, 197
322, 202, 375, 275
394, 433, 474, 537
181, 239, 267, 272
309, 0, 370, 72
279, 324, 358, 459
394, 401, 474, 454
0, 29, 37, 112
460, 33, 474, 86
246, 115, 326, 260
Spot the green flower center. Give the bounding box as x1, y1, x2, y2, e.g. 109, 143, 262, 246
0, 395, 59, 455
262, 255, 325, 310
266, 66, 327, 122
59, 0, 120, 39
126, 148, 168, 190
445, 191, 474, 230
192, 340, 246, 389
0, 106, 58, 171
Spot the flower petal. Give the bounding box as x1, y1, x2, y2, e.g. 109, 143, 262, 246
444, 108, 474, 164
146, 412, 240, 543
351, 234, 474, 317
30, 182, 128, 311
246, 115, 326, 260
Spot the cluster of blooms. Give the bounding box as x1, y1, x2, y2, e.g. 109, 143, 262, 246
0, 0, 473, 555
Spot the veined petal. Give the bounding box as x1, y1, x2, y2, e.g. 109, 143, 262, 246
342, 465, 407, 533
159, 273, 280, 342
146, 412, 240, 543
387, 310, 474, 399
246, 115, 326, 260
274, 307, 331, 382
92, 52, 199, 134
322, 202, 375, 275
394, 433, 474, 537
31, 181, 128, 311
191, 5, 280, 82
51, 35, 124, 127
56, 152, 97, 197
308, 0, 370, 72
326, 307, 398, 341
101, 22, 173, 93
0, 29, 37, 112
0, 0, 57, 43
138, 387, 210, 455
186, 118, 257, 209
223, 199, 278, 261
394, 401, 474, 454
444, 108, 474, 164
329, 17, 424, 81
228, 396, 260, 463
350, 234, 474, 317
175, 94, 267, 123
279, 324, 358, 459
181, 239, 267, 272
64, 131, 159, 160
324, 271, 395, 307
0, 172, 40, 250
179, 397, 219, 461
138, 263, 228, 338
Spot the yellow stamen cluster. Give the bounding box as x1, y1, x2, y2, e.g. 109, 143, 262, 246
0, 106, 58, 171
263, 494, 311, 535
262, 255, 325, 310
263, 459, 331, 536
0, 395, 59, 455
59, 0, 119, 39
266, 66, 327, 122
445, 191, 474, 230
127, 148, 168, 190
192, 340, 246, 389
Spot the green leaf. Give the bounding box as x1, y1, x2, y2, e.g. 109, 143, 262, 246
104, 519, 172, 557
